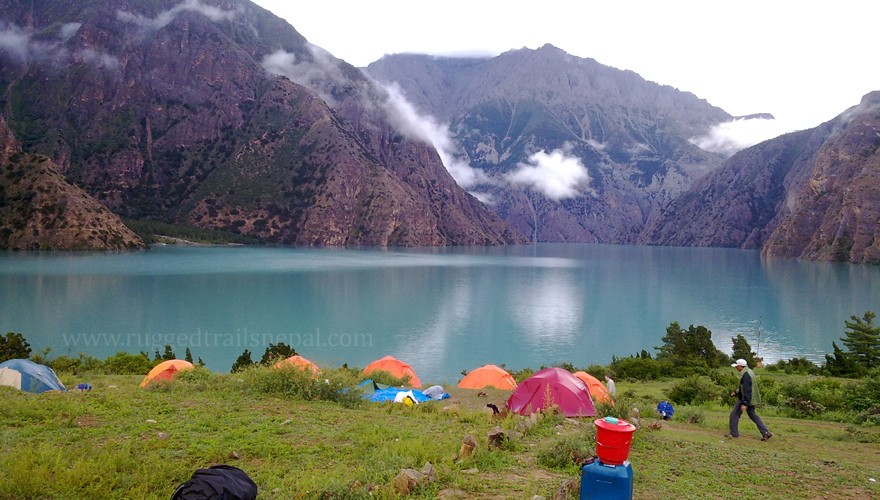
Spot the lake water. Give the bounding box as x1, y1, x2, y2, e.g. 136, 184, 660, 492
1, 244, 878, 384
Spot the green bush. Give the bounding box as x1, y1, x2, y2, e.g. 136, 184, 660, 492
239, 365, 363, 408
0, 332, 31, 362
844, 372, 880, 413
665, 376, 724, 405
361, 369, 412, 387
609, 356, 672, 381
48, 354, 102, 374
676, 407, 705, 424
102, 351, 154, 375
535, 428, 596, 470
766, 357, 821, 375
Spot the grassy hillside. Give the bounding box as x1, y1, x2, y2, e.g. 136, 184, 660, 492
1, 368, 878, 498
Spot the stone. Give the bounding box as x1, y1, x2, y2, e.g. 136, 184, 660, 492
459, 434, 478, 458
487, 426, 506, 450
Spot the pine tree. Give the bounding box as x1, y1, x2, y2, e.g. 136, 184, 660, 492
162, 344, 176, 361
184, 347, 194, 364
824, 341, 864, 377
731, 334, 757, 366
841, 311, 880, 370
260, 342, 296, 365
657, 322, 728, 368
231, 349, 254, 373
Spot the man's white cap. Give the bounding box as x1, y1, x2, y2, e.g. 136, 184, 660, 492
731, 359, 748, 368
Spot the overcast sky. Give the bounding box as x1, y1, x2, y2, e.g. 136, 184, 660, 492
252, 0, 878, 139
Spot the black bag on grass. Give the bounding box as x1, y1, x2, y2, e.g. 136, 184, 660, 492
171, 465, 257, 500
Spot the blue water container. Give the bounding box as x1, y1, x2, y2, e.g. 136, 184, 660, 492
580, 459, 633, 499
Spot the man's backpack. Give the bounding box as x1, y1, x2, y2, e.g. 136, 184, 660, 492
171, 465, 257, 500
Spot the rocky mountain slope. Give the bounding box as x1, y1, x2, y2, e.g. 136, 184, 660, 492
0, 0, 522, 247
641, 92, 880, 264
366, 46, 731, 243
0, 116, 145, 250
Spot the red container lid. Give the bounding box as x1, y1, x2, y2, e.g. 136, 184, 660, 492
594, 417, 636, 433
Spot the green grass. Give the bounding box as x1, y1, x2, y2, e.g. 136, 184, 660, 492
0, 371, 878, 498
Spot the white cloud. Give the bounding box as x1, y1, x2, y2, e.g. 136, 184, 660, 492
469, 191, 495, 204
0, 22, 118, 69
381, 83, 489, 188
116, 0, 235, 30
507, 147, 591, 200
690, 117, 795, 157
587, 139, 607, 151
261, 45, 346, 95
59, 22, 82, 42
77, 48, 120, 70
0, 23, 30, 60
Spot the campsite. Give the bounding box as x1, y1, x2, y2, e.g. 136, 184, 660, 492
1, 356, 879, 498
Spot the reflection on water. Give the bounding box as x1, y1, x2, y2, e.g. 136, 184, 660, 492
1, 244, 878, 383
509, 269, 582, 347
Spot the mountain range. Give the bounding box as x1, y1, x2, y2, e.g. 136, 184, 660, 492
0, 0, 521, 248
0, 0, 877, 262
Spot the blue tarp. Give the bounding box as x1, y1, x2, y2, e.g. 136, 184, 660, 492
357, 379, 450, 402
368, 387, 432, 403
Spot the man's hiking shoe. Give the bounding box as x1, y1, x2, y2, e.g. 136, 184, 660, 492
761, 433, 773, 441
723, 434, 737, 439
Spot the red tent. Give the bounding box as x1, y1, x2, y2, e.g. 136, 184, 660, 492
572, 371, 613, 404
362, 355, 421, 387
458, 364, 517, 390
506, 367, 596, 417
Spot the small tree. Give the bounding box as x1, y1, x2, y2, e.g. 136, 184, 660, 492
231, 349, 254, 373
184, 347, 194, 364
260, 342, 296, 365
162, 345, 176, 361
841, 311, 880, 370
731, 334, 757, 367
0, 332, 31, 362
657, 322, 729, 369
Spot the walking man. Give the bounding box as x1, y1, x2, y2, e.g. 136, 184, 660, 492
726, 359, 773, 441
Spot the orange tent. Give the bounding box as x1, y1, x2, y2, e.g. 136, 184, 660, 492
572, 371, 612, 404
273, 355, 321, 374
140, 359, 194, 388
362, 355, 421, 387
458, 364, 517, 390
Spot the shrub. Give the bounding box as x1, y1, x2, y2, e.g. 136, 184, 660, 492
665, 376, 724, 405
103, 351, 153, 375
676, 407, 705, 424
783, 397, 826, 418
844, 372, 880, 412
240, 365, 363, 408
536, 429, 596, 470
609, 356, 671, 381
766, 357, 821, 375
361, 369, 411, 387
48, 354, 102, 374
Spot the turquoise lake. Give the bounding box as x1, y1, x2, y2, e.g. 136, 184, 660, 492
1, 244, 878, 384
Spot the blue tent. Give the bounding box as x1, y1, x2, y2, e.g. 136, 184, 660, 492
0, 359, 67, 393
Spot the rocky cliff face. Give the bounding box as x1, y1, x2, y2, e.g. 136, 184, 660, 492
762, 93, 880, 263
366, 45, 730, 243
0, 0, 523, 247
642, 92, 880, 264
0, 116, 145, 250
